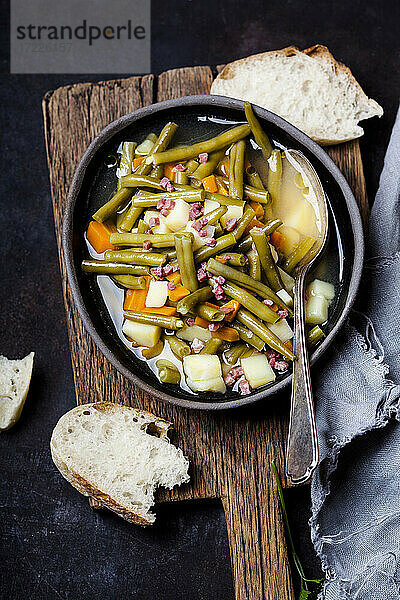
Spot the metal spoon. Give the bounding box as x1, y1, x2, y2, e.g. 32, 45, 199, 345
284, 149, 329, 485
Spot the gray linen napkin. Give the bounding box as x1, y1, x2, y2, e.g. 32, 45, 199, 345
310, 105, 400, 600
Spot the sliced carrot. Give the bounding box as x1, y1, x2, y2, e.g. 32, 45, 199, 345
215, 176, 229, 196
168, 283, 190, 302
202, 174, 218, 193
166, 271, 182, 284
211, 327, 240, 342
244, 218, 264, 236
164, 162, 178, 180
86, 220, 117, 254
270, 303, 279, 312
194, 316, 210, 329
220, 300, 240, 323
249, 200, 264, 219
133, 157, 145, 170
123, 276, 151, 311
204, 301, 223, 311
270, 231, 285, 252
143, 306, 177, 316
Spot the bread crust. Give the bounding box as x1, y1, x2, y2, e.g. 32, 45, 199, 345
50, 402, 176, 526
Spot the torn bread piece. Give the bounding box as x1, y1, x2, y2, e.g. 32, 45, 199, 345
50, 403, 190, 525
0, 352, 34, 431
211, 45, 383, 144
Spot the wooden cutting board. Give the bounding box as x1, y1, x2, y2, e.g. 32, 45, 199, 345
42, 66, 369, 600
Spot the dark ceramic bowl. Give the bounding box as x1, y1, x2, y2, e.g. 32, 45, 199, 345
63, 95, 364, 410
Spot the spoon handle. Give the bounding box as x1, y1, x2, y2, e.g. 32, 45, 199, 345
286, 268, 319, 485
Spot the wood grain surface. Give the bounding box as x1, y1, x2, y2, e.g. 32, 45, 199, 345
43, 66, 368, 600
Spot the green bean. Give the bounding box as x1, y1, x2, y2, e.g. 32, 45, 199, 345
165, 335, 191, 359
177, 286, 213, 315
117, 141, 136, 189
119, 174, 164, 189
194, 233, 236, 264
150, 165, 164, 179
92, 187, 132, 223
267, 150, 282, 204
246, 166, 265, 190
123, 311, 184, 330
283, 236, 316, 273
221, 178, 270, 203
201, 205, 227, 226
118, 190, 148, 232
206, 258, 292, 314
135, 122, 178, 175
230, 323, 265, 352
185, 159, 200, 174
205, 192, 244, 207
104, 249, 166, 267
224, 342, 250, 364
132, 190, 204, 207
247, 249, 261, 280
110, 232, 177, 248
199, 338, 224, 355
232, 207, 256, 240
136, 133, 157, 156
174, 233, 198, 292
142, 339, 164, 359
148, 124, 251, 165
165, 248, 177, 262
237, 309, 295, 360
190, 149, 226, 182
195, 303, 225, 322
81, 260, 149, 276
250, 228, 284, 292
307, 325, 325, 348
137, 219, 149, 234
173, 171, 189, 185
244, 101, 273, 161
236, 219, 283, 253
214, 223, 224, 238
116, 202, 132, 230
156, 361, 181, 384
228, 143, 237, 197
216, 252, 247, 267
112, 275, 147, 289
232, 139, 246, 200
210, 277, 279, 324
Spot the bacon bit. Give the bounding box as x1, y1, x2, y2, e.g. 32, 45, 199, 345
186, 317, 195, 327
148, 217, 160, 228
225, 373, 236, 386
238, 379, 251, 395
198, 228, 207, 237
221, 254, 231, 262
191, 218, 207, 232
212, 283, 225, 300
274, 360, 289, 372
167, 280, 176, 291
204, 237, 216, 247
166, 181, 175, 192
189, 207, 202, 220
231, 366, 244, 379
263, 298, 274, 306
156, 197, 167, 210
197, 268, 208, 283
172, 263, 180, 272
160, 208, 170, 217
163, 199, 176, 211
160, 177, 171, 190
152, 266, 163, 279
171, 163, 186, 172
277, 309, 289, 318
142, 240, 152, 250
198, 152, 208, 163
163, 263, 173, 276
208, 323, 222, 332
215, 275, 226, 285
266, 350, 280, 361
191, 338, 205, 353
225, 218, 237, 232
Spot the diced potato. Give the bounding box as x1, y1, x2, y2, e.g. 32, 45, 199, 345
177, 325, 211, 343
267, 318, 294, 343
145, 280, 168, 308
276, 288, 293, 307
184, 222, 216, 250
307, 279, 335, 301
240, 354, 276, 388
165, 198, 190, 232
122, 320, 161, 347
184, 354, 226, 393
220, 203, 244, 228
305, 295, 329, 325
143, 210, 170, 234
278, 267, 295, 292
204, 198, 220, 214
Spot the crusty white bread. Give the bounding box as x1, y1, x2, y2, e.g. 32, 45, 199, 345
211, 45, 383, 145
50, 403, 190, 525
0, 352, 34, 431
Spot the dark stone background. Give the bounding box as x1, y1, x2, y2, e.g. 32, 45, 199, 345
0, 1, 398, 598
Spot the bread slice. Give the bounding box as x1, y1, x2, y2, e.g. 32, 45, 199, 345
0, 352, 34, 431
50, 403, 190, 525
211, 45, 383, 145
